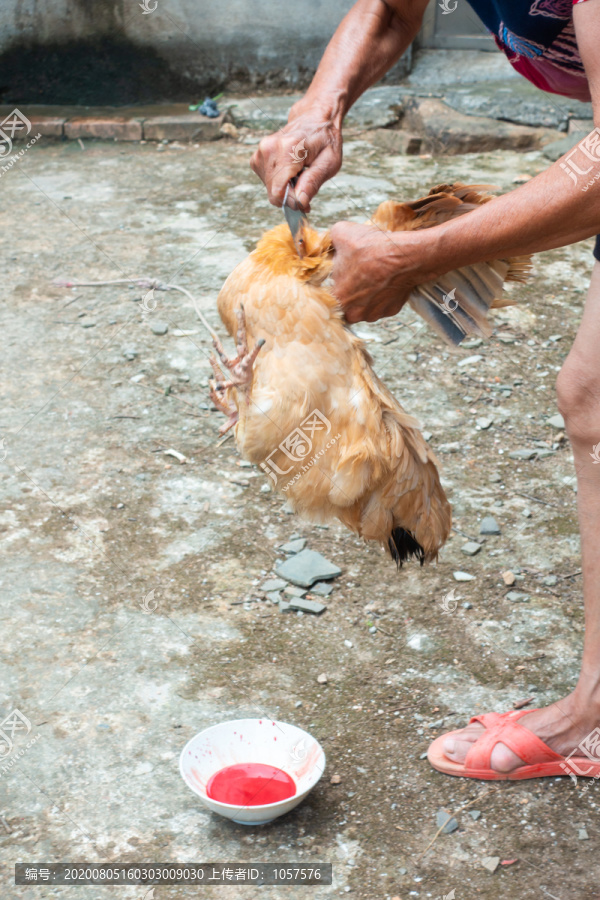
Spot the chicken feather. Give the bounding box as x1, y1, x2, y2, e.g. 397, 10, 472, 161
214, 183, 531, 565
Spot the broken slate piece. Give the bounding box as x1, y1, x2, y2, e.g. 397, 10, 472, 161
283, 585, 307, 599
480, 516, 501, 535
476, 417, 493, 430
546, 413, 565, 429
310, 581, 334, 596
275, 549, 342, 588
461, 541, 482, 556
469, 810, 481, 820
279, 600, 293, 613
261, 578, 287, 592
436, 809, 459, 834
289, 598, 327, 615
280, 537, 307, 554
453, 571, 475, 581
482, 856, 500, 873
266, 591, 282, 604
509, 449, 537, 460
506, 591, 530, 602
578, 828, 589, 841
543, 575, 558, 586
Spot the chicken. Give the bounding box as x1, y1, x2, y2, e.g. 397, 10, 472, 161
210, 183, 531, 565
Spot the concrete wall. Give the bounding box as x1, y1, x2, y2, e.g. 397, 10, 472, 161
0, 0, 411, 88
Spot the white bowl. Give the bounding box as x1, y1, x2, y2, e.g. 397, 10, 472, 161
179, 718, 326, 825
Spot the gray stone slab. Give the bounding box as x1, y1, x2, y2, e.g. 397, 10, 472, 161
288, 598, 327, 615
310, 582, 334, 597
275, 549, 342, 588
261, 578, 287, 592
509, 449, 538, 460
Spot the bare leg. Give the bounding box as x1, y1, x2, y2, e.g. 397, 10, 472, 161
209, 306, 265, 435
442, 261, 600, 772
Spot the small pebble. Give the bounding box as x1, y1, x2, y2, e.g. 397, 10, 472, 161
436, 809, 459, 834
469, 810, 481, 820
476, 417, 493, 430
480, 516, 501, 535
462, 601, 472, 609
295, 700, 303, 708
482, 856, 500, 873
488, 472, 503, 483
330, 774, 341, 784
502, 571, 516, 586
578, 828, 589, 841
507, 592, 530, 603
453, 571, 475, 581
150, 321, 169, 336
317, 673, 328, 684
543, 575, 558, 586
280, 537, 307, 554
344, 640, 353, 648
461, 541, 482, 556
509, 449, 537, 460
547, 413, 565, 429
522, 508, 532, 518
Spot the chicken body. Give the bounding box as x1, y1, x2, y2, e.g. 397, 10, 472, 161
215, 183, 530, 565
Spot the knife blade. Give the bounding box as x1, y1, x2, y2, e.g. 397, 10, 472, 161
283, 175, 309, 256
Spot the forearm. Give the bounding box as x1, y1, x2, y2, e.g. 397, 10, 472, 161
291, 0, 424, 124
413, 153, 600, 280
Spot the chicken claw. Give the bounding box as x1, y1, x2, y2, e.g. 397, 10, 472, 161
209, 305, 265, 434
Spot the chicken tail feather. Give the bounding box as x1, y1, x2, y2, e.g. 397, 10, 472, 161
388, 526, 426, 568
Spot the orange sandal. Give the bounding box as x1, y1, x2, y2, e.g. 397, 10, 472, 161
427, 709, 600, 781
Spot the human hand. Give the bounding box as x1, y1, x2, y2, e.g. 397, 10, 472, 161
330, 222, 428, 324
250, 100, 343, 211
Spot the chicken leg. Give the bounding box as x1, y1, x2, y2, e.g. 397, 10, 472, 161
209, 305, 265, 434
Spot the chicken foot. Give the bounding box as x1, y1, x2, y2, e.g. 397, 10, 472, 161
209, 305, 265, 434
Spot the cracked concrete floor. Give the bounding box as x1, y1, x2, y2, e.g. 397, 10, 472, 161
0, 132, 599, 900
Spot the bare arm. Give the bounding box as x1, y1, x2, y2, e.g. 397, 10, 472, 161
333, 0, 600, 322
250, 0, 428, 209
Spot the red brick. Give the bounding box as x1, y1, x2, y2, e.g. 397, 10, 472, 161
64, 117, 143, 141
13, 116, 65, 139
142, 111, 231, 143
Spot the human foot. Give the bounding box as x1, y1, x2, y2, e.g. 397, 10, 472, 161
440, 697, 600, 774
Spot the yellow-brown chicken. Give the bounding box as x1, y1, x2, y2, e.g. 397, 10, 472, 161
210, 183, 530, 565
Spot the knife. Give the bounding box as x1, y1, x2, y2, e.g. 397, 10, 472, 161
283, 174, 309, 256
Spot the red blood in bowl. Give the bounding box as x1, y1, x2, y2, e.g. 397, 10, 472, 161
206, 763, 296, 806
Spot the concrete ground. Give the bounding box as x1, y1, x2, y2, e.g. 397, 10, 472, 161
0, 99, 599, 900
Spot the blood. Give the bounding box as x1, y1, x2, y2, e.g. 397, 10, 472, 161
207, 763, 296, 806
